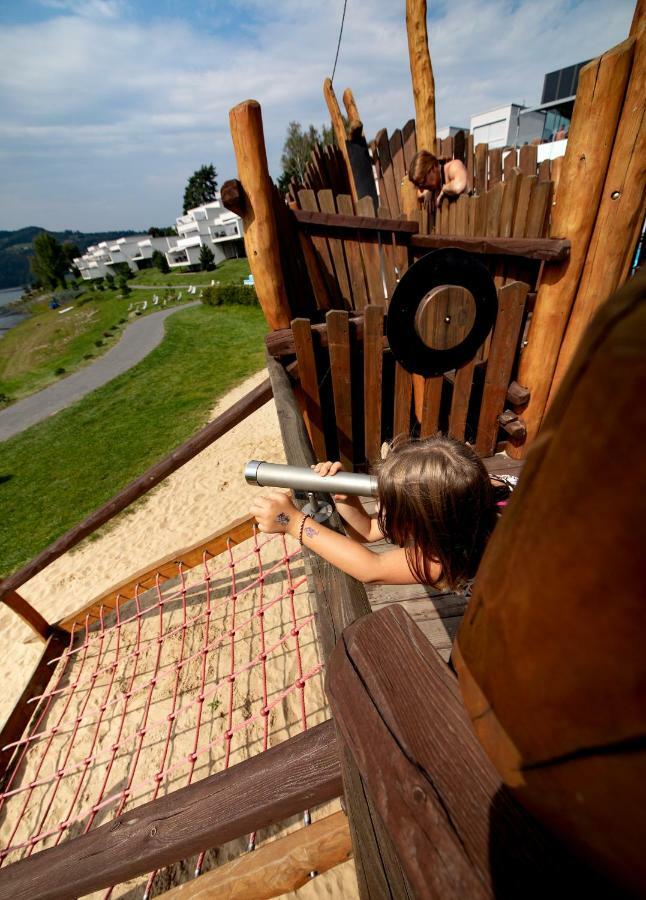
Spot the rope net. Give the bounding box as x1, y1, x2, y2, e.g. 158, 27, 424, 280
0, 527, 325, 897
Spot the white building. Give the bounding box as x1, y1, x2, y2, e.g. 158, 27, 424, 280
469, 104, 545, 149
74, 193, 244, 280
436, 125, 469, 140
165, 198, 243, 269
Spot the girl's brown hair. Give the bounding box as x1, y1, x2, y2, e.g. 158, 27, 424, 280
374, 435, 497, 590
408, 150, 440, 187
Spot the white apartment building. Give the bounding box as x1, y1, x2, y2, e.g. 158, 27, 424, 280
74, 193, 244, 280
470, 104, 545, 149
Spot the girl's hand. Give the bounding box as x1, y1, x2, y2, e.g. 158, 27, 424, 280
312, 460, 348, 501
250, 489, 300, 535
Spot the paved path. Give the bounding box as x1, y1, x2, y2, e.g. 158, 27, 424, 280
0, 302, 199, 442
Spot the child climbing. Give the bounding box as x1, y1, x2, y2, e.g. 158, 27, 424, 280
250, 435, 503, 590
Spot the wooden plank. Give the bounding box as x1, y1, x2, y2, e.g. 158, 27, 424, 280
0, 721, 342, 900
420, 376, 443, 437
393, 363, 413, 438
327, 310, 354, 470
266, 354, 406, 900
364, 305, 384, 464
448, 198, 457, 234
410, 234, 569, 260
511, 174, 536, 238
448, 359, 476, 441
402, 118, 417, 170
488, 147, 503, 187
473, 189, 488, 235
466, 133, 474, 193
474, 143, 488, 194
503, 147, 517, 179
455, 194, 468, 235
524, 179, 552, 238
374, 128, 400, 215
485, 181, 504, 237
293, 208, 418, 234
291, 319, 327, 462
0, 588, 50, 641
323, 78, 355, 199
161, 812, 351, 900
378, 204, 398, 299
272, 185, 318, 320
336, 194, 370, 311
356, 196, 385, 306
390, 128, 406, 196
538, 159, 551, 182
498, 168, 521, 238
475, 281, 529, 456
329, 605, 605, 900
318, 189, 353, 307
519, 143, 538, 176
297, 190, 342, 308
0, 633, 68, 784
0, 379, 273, 605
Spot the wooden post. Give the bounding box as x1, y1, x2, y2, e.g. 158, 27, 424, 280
630, 0, 645, 35
343, 87, 364, 139
0, 587, 50, 642
549, 29, 646, 401
229, 100, 292, 330
509, 39, 635, 457
406, 0, 436, 153
323, 78, 357, 201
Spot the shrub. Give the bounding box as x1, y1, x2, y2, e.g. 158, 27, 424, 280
106, 274, 115, 288
83, 353, 93, 360
54, 366, 66, 375
103, 331, 112, 337
152, 250, 170, 274
0, 392, 13, 407
118, 318, 126, 324
94, 339, 103, 347
201, 284, 257, 308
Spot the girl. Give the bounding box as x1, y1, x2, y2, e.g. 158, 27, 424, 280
408, 150, 468, 212
250, 435, 500, 590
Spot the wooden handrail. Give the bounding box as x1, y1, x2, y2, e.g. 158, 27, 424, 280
0, 720, 342, 900
0, 377, 273, 609
57, 515, 256, 631
410, 234, 571, 260
293, 208, 419, 234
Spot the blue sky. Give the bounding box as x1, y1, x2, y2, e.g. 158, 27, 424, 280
0, 0, 635, 232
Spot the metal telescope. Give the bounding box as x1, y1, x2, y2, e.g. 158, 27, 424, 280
244, 460, 378, 522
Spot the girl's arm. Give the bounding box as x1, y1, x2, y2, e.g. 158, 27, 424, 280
312, 461, 383, 543
250, 490, 429, 585
438, 159, 468, 202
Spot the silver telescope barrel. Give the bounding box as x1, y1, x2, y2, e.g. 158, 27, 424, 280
244, 460, 378, 498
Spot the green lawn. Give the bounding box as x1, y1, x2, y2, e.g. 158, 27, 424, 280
129, 258, 250, 286
0, 304, 267, 576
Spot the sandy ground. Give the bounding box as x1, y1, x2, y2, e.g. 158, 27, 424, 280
0, 368, 359, 899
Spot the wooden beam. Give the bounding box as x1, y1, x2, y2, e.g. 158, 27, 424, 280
0, 378, 273, 604
161, 812, 352, 900
57, 515, 256, 631
550, 28, 646, 402
229, 100, 292, 330
323, 78, 356, 201
343, 87, 364, 140
406, 0, 436, 152
0, 587, 51, 641
410, 234, 570, 260
511, 39, 635, 457
0, 721, 342, 900
0, 632, 68, 784
293, 208, 418, 234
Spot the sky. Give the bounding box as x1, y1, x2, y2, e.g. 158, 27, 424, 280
0, 0, 636, 233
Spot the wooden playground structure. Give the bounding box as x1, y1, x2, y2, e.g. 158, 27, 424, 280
0, 0, 644, 896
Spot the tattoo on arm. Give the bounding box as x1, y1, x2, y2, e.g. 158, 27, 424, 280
276, 512, 290, 526
304, 524, 318, 539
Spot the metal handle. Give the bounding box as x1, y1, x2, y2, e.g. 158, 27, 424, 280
244, 461, 378, 498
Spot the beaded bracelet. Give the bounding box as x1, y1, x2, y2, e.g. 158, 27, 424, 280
297, 513, 311, 545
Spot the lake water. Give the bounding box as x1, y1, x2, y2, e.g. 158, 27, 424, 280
0, 287, 27, 338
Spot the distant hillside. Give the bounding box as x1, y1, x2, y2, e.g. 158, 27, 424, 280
0, 227, 138, 290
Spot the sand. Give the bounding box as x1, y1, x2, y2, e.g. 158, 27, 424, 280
0, 368, 359, 899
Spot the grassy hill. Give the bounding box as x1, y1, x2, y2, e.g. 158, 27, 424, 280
0, 227, 138, 290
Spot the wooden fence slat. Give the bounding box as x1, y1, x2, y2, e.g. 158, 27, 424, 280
291, 318, 327, 461
475, 143, 488, 194
378, 204, 398, 300
474, 190, 488, 235
389, 128, 406, 196
318, 189, 353, 307
448, 359, 476, 441
420, 377, 443, 437
475, 281, 529, 456
0, 721, 342, 900
375, 128, 400, 215
485, 181, 504, 237
336, 194, 369, 312
292, 209, 418, 234
297, 189, 340, 308
524, 179, 552, 238
519, 143, 538, 176
455, 194, 468, 235
448, 198, 457, 234
327, 310, 355, 470
402, 118, 417, 170
393, 363, 413, 439
503, 147, 517, 179
512, 174, 536, 238
356, 196, 385, 307
466, 133, 474, 193
440, 198, 450, 234
453, 129, 466, 164
488, 147, 503, 187
538, 159, 551, 182
364, 305, 384, 464
498, 168, 521, 238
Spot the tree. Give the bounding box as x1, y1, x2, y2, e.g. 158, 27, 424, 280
151, 249, 170, 274
183, 164, 218, 214
199, 243, 216, 272
277, 119, 347, 193
30, 232, 68, 289
148, 226, 177, 237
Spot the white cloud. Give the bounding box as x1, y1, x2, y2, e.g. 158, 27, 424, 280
0, 0, 635, 230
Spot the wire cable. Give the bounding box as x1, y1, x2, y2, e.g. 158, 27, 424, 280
331, 0, 348, 84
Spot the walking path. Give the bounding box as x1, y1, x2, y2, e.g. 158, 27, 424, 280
0, 302, 198, 442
